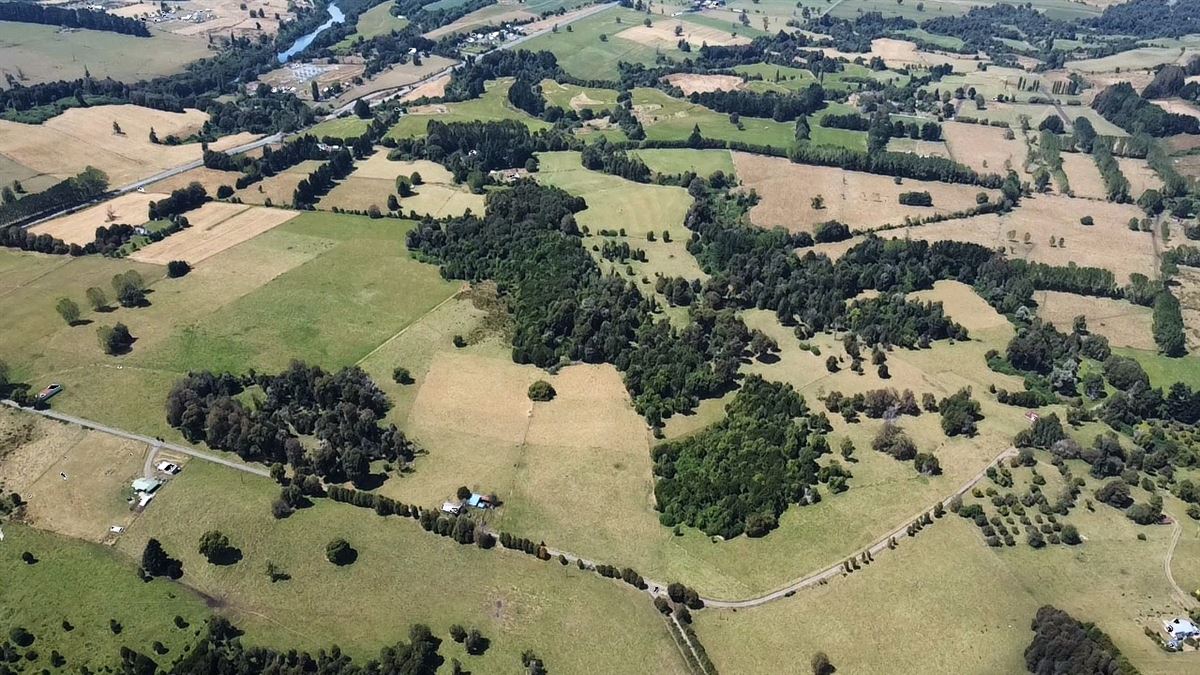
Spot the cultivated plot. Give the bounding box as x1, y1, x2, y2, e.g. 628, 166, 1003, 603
129, 205, 298, 265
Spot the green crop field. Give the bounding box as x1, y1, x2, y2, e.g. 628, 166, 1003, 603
0, 524, 211, 670
0, 22, 212, 86
632, 88, 798, 149
114, 461, 688, 674
629, 148, 737, 177
308, 116, 372, 140
387, 78, 551, 139
519, 6, 687, 81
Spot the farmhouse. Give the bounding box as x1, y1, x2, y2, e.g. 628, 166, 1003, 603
1164, 617, 1200, 641
131, 477, 163, 494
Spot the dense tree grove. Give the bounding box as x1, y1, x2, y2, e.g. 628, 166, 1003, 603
391, 120, 572, 182
920, 4, 1073, 54
205, 134, 328, 188
1092, 82, 1199, 136
0, 2, 150, 36
407, 181, 755, 424
0, 167, 108, 229
165, 362, 419, 483
789, 142, 991, 186
1089, 0, 1200, 39
293, 149, 355, 208
1024, 606, 1139, 675
690, 84, 826, 122
1152, 290, 1187, 357
148, 182, 208, 220
652, 375, 830, 539
580, 139, 650, 182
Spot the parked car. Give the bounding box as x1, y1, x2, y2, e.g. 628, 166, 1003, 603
35, 383, 63, 402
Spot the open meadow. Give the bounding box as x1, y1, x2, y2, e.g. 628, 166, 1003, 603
387, 78, 551, 139
113, 460, 689, 674
1034, 290, 1156, 351
733, 152, 997, 232
0, 22, 212, 86
319, 151, 486, 218
519, 6, 688, 81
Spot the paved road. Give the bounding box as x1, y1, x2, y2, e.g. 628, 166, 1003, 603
0, 400, 270, 478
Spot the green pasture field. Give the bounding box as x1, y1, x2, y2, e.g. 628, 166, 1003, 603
899, 27, 965, 50
0, 524, 211, 670
735, 62, 818, 93
696, 497, 1195, 674
1067, 46, 1200, 73
115, 461, 688, 674
0, 211, 457, 437
681, 10, 771, 39
1114, 347, 1200, 390
629, 148, 736, 177
0, 22, 212, 86
539, 79, 620, 111
632, 87, 798, 149
354, 1, 410, 39
422, 0, 475, 10
519, 6, 686, 81
388, 78, 551, 139
308, 116, 371, 140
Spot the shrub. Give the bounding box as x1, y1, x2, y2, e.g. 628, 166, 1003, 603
898, 191, 933, 206
392, 366, 413, 385
325, 538, 355, 565
166, 260, 191, 278
527, 380, 556, 401
1080, 215, 1094, 226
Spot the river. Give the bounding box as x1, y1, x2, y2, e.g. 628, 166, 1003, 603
276, 2, 346, 64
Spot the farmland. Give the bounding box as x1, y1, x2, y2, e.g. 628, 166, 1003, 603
0, 22, 212, 86
386, 78, 551, 139
519, 6, 688, 81
319, 151, 485, 218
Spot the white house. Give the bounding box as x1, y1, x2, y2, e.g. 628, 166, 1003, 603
1164, 617, 1200, 640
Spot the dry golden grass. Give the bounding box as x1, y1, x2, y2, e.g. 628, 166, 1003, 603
823, 38, 980, 73
0, 105, 212, 184
910, 280, 1011, 333
399, 74, 451, 102
812, 193, 1153, 283
29, 192, 162, 244
0, 409, 148, 542
424, 7, 533, 39
886, 138, 951, 159
234, 160, 322, 206
207, 131, 262, 152
943, 122, 1029, 175
150, 166, 240, 195
130, 205, 297, 265
335, 56, 456, 105
1116, 156, 1163, 198
1168, 266, 1200, 350
617, 21, 749, 49
320, 151, 484, 217
1034, 290, 1155, 350
1059, 151, 1107, 200
733, 152, 996, 232
408, 350, 540, 447
1153, 98, 1200, 120
664, 73, 744, 94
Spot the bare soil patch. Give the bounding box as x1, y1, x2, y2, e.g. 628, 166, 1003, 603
664, 73, 744, 95
733, 152, 996, 232
130, 205, 296, 265
942, 122, 1028, 176
1034, 290, 1155, 350
812, 193, 1153, 283
30, 191, 162, 244
617, 21, 749, 49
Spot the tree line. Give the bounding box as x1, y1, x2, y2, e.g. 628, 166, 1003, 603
1092, 82, 1199, 136
165, 362, 419, 484
0, 166, 108, 229
0, 2, 150, 37
689, 84, 826, 123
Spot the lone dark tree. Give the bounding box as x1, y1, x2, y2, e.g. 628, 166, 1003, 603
140, 538, 182, 579
528, 380, 556, 401
55, 297, 81, 325
811, 651, 836, 675
326, 538, 355, 565
197, 530, 231, 564
85, 287, 108, 311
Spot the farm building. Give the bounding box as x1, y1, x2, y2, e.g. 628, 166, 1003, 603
467, 493, 495, 509
1165, 617, 1200, 641
441, 501, 462, 515
131, 477, 163, 494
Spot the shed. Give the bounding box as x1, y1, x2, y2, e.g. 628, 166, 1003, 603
468, 493, 495, 509
132, 478, 163, 493
441, 501, 462, 515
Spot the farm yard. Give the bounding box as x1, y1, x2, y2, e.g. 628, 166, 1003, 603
732, 152, 996, 232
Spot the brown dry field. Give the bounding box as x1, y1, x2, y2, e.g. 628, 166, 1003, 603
408, 350, 540, 447
811, 193, 1153, 283
617, 21, 749, 49
1059, 151, 1107, 200
1115, 156, 1163, 198
909, 280, 1010, 334
664, 73, 744, 95
150, 167, 241, 195
1169, 266, 1200, 350
335, 56, 456, 105
1152, 98, 1200, 120
29, 192, 163, 244
733, 152, 996, 232
822, 38, 981, 73
399, 74, 451, 102
319, 175, 483, 218
0, 105, 210, 185
234, 160, 322, 206
208, 131, 263, 152
154, 0, 294, 37
1033, 290, 1155, 350
0, 409, 148, 542
424, 7, 534, 39
130, 205, 297, 265
943, 122, 1029, 176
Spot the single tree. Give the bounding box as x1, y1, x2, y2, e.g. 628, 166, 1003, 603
55, 297, 81, 325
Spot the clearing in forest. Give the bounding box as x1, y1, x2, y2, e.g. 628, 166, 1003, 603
1059, 151, 1107, 200
1034, 290, 1155, 350
319, 152, 485, 218
733, 152, 996, 232
663, 73, 745, 95
617, 20, 751, 50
